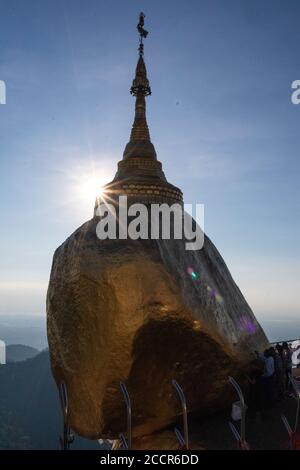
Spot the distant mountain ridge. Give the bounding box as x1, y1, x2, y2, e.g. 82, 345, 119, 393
6, 344, 40, 363
0, 350, 98, 450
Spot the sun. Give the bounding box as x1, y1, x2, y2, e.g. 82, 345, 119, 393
78, 173, 106, 203
62, 158, 115, 217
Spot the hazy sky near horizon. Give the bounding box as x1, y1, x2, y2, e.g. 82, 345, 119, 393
0, 0, 299, 322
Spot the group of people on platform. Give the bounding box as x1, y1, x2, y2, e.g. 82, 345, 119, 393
247, 342, 294, 418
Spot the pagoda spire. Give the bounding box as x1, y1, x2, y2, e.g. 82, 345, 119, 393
100, 12, 183, 209
123, 13, 157, 160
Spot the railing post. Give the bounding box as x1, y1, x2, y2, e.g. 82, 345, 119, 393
228, 376, 249, 450
58, 382, 74, 450
281, 373, 300, 449
172, 380, 189, 450
119, 382, 132, 450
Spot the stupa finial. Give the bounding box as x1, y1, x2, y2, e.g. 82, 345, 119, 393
130, 12, 151, 97
137, 12, 148, 55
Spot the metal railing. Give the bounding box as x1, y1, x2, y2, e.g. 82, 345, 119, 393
58, 382, 74, 450
228, 376, 249, 450
57, 371, 300, 451
270, 338, 300, 346
119, 382, 132, 450
281, 373, 300, 450
172, 380, 189, 450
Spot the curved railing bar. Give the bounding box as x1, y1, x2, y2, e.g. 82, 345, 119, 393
228, 376, 247, 447
119, 382, 132, 450
172, 380, 189, 449
58, 382, 74, 450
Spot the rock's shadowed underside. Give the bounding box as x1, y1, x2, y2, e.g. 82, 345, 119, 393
47, 217, 268, 440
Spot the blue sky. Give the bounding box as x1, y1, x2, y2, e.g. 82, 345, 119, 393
0, 0, 299, 327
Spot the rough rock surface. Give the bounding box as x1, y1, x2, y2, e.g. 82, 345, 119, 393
47, 217, 269, 440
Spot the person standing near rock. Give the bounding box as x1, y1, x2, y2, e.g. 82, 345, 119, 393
247, 363, 263, 422
261, 348, 275, 411
282, 342, 292, 392
270, 346, 284, 400
275, 344, 285, 398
